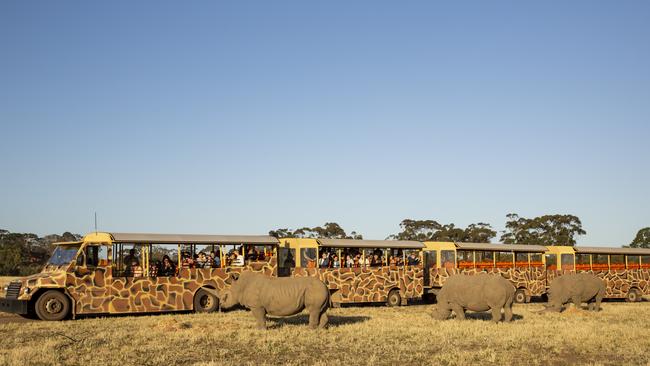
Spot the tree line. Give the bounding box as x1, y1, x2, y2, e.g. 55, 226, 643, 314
1, 214, 648, 276
0, 230, 82, 276
270, 214, 650, 250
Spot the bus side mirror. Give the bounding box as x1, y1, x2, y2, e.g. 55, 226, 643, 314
76, 254, 85, 266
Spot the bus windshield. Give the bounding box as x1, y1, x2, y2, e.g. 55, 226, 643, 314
47, 245, 81, 266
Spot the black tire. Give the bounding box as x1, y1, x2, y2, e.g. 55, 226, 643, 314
626, 288, 641, 303
514, 289, 527, 304
19, 312, 37, 320
387, 289, 402, 307
422, 293, 436, 304
34, 290, 70, 321
194, 289, 219, 313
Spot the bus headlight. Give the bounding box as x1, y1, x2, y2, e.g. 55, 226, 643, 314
24, 287, 30, 294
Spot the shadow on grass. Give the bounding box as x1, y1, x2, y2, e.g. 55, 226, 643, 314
267, 314, 370, 329
453, 312, 524, 322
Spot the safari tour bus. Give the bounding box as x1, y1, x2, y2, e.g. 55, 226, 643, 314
545, 245, 650, 302
278, 238, 425, 306
0, 232, 279, 320
423, 242, 548, 303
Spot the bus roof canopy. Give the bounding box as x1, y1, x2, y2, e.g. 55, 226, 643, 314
110, 233, 279, 245
455, 242, 548, 253
575, 246, 650, 255
317, 238, 424, 249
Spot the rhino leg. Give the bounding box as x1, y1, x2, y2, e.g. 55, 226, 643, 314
318, 311, 329, 329
309, 309, 321, 329
450, 304, 466, 320
594, 288, 604, 312
491, 307, 502, 323
572, 297, 582, 310
251, 307, 267, 330
503, 305, 513, 322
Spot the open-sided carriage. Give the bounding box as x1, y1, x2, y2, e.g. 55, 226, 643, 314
422, 242, 548, 303
545, 245, 650, 302
0, 232, 279, 320
277, 238, 425, 306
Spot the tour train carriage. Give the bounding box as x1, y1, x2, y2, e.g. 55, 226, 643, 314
0, 232, 280, 320
277, 238, 425, 306
423, 242, 650, 303
422, 242, 548, 303
3, 231, 650, 321
545, 245, 650, 302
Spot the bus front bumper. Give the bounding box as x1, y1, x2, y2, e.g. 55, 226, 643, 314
0, 297, 28, 315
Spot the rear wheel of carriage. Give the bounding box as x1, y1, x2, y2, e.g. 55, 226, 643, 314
34, 290, 70, 321
626, 288, 641, 303
194, 289, 219, 313
422, 293, 436, 304
387, 289, 402, 307
514, 289, 527, 304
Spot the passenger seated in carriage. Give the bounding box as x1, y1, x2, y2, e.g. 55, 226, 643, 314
209, 251, 221, 268
344, 254, 354, 268
319, 252, 330, 268
196, 252, 208, 268
230, 250, 244, 266
370, 253, 382, 267
159, 255, 176, 276
181, 251, 195, 268
407, 252, 420, 266
331, 254, 341, 268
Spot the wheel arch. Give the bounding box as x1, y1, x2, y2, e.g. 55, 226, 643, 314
30, 287, 75, 320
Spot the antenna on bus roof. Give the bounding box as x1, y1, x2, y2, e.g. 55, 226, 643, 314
94, 212, 98, 234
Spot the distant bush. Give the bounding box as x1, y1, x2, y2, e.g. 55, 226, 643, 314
0, 229, 81, 276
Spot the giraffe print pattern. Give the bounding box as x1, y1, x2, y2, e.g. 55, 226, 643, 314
291, 266, 424, 304
547, 269, 650, 298
430, 267, 548, 297
14, 260, 277, 315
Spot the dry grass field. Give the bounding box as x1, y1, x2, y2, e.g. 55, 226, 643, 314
1, 300, 649, 366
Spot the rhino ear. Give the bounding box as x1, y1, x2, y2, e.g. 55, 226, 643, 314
225, 272, 240, 284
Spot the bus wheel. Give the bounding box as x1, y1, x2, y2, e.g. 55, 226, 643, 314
194, 289, 218, 313
387, 290, 401, 307
514, 289, 527, 304
422, 293, 436, 304
35, 290, 70, 321
626, 288, 641, 303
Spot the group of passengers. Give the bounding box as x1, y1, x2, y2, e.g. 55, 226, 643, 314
179, 250, 222, 269
316, 249, 421, 268
224, 247, 268, 266
123, 249, 225, 277
132, 247, 269, 276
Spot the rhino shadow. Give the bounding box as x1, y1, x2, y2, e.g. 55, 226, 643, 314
454, 312, 524, 322
267, 314, 370, 329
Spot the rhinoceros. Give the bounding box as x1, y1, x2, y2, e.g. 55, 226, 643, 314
543, 273, 606, 312
218, 271, 330, 329
432, 273, 515, 323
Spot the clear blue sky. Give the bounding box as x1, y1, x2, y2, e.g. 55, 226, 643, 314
1, 1, 649, 245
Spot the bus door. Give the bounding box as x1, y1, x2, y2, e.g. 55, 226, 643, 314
277, 247, 296, 277
423, 250, 437, 286
544, 253, 557, 288
72, 243, 111, 314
